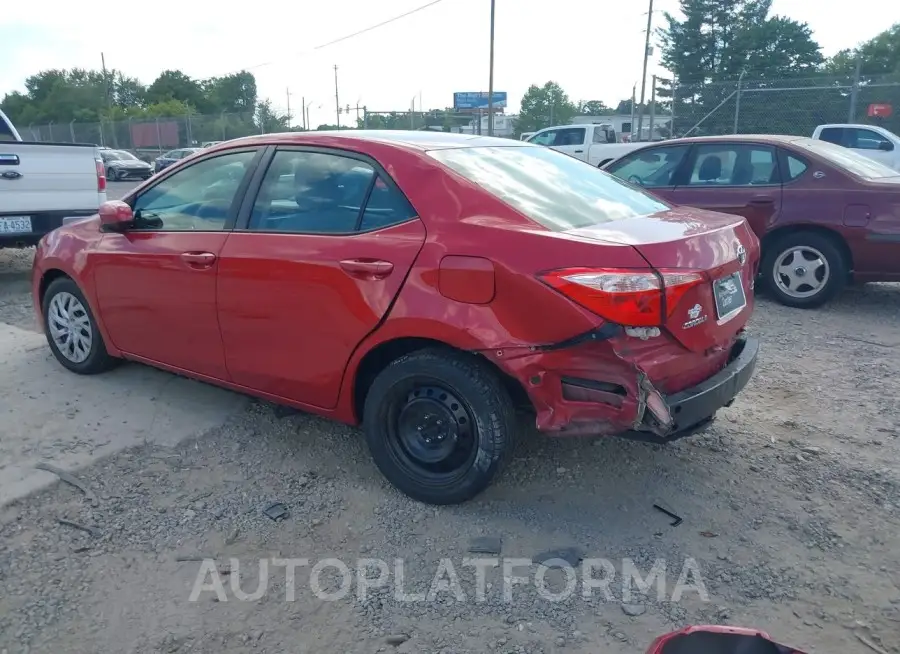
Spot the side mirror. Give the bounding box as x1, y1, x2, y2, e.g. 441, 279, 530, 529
879, 140, 893, 152
98, 200, 134, 230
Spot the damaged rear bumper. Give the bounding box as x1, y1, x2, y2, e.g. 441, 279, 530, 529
621, 335, 759, 443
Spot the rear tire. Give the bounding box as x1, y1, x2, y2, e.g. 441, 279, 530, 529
106, 167, 117, 181
762, 231, 847, 308
42, 277, 119, 375
363, 348, 516, 505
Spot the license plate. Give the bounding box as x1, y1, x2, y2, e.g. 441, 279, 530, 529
0, 216, 32, 234
713, 271, 747, 319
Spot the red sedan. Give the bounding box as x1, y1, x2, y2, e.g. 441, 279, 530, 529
604, 135, 900, 308
32, 131, 760, 504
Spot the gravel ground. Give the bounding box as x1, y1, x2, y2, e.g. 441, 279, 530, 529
1, 239, 899, 654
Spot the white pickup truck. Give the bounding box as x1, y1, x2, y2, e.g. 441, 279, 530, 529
811, 123, 900, 171
524, 123, 645, 167
0, 108, 107, 248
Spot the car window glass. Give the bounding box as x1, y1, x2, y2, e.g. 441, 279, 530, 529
687, 144, 776, 186
529, 130, 557, 146
429, 145, 670, 231
248, 150, 414, 234
0, 115, 16, 141
606, 145, 690, 188
132, 150, 255, 231
847, 128, 892, 151
592, 128, 606, 144
786, 155, 808, 181
819, 128, 843, 145
556, 128, 585, 146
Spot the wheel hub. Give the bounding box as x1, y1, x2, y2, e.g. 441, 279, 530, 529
794, 266, 807, 277
395, 385, 471, 467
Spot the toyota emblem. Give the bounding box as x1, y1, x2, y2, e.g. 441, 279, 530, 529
736, 243, 747, 266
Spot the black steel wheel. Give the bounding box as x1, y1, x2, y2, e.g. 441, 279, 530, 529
363, 349, 516, 505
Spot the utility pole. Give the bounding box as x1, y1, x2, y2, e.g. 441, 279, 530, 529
100, 52, 117, 147
334, 65, 341, 129
848, 55, 863, 123
636, 0, 654, 142
301, 96, 306, 130
286, 88, 292, 128
487, 0, 496, 136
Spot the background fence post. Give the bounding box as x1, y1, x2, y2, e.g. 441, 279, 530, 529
733, 70, 746, 134
69, 120, 76, 143
848, 56, 862, 123
670, 78, 677, 138
155, 118, 162, 154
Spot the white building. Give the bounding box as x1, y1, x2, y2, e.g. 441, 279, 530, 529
457, 114, 518, 138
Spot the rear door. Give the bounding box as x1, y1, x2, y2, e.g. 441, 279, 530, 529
843, 127, 895, 168
216, 146, 427, 409
602, 143, 693, 202
669, 142, 782, 239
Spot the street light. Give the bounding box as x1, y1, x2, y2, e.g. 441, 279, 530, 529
487, 0, 496, 136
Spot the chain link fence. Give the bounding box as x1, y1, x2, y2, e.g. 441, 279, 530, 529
666, 74, 900, 138
19, 112, 259, 159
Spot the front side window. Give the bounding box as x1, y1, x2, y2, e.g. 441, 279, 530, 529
847, 128, 893, 151
686, 144, 777, 186
429, 145, 669, 231
248, 150, 416, 234
554, 128, 586, 146
606, 145, 690, 188
528, 130, 558, 146
131, 150, 256, 231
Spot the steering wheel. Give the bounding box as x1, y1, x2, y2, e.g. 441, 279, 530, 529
628, 174, 645, 186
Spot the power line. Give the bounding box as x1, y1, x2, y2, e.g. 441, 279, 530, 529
313, 0, 446, 51
224, 0, 448, 74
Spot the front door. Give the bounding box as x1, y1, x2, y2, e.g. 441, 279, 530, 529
91, 148, 262, 379
216, 147, 427, 409
669, 142, 782, 239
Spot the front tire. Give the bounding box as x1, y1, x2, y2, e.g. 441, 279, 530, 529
762, 231, 847, 308
363, 349, 516, 505
42, 277, 119, 374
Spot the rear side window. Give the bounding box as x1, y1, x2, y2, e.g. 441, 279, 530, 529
819, 128, 844, 145
248, 149, 415, 234
429, 145, 669, 231
606, 145, 690, 188
785, 154, 808, 181
0, 114, 17, 141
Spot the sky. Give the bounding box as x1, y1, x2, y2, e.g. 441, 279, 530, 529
1, 0, 898, 129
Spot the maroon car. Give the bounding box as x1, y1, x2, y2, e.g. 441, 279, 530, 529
604, 135, 900, 308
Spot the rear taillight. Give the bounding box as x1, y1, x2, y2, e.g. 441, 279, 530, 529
539, 267, 704, 327
95, 159, 106, 192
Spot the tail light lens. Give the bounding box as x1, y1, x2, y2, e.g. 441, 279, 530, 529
95, 158, 106, 192
539, 267, 705, 327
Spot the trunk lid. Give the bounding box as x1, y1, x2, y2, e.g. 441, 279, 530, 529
566, 207, 760, 352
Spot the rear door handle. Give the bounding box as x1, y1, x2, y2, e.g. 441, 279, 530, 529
1, 171, 21, 180
340, 259, 394, 279
181, 251, 217, 268
748, 197, 774, 205
574, 149, 584, 153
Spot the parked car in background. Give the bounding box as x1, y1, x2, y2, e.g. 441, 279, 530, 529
100, 149, 152, 181
519, 132, 535, 141
32, 130, 759, 504
153, 148, 201, 173
201, 140, 224, 148
0, 108, 106, 249
525, 123, 644, 166
812, 123, 900, 171
603, 134, 900, 308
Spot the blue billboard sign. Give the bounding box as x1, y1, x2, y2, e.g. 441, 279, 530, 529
453, 92, 508, 110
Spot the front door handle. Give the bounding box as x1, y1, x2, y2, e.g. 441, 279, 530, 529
181, 251, 217, 268
339, 259, 393, 279
748, 196, 774, 205
1, 170, 21, 180
574, 149, 584, 153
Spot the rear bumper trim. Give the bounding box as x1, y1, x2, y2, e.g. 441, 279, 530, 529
621, 335, 759, 443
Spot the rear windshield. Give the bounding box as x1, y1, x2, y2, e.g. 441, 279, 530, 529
428, 145, 669, 230
796, 138, 898, 179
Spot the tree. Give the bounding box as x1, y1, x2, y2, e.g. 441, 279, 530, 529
205, 72, 257, 114
515, 82, 577, 135
826, 23, 900, 78
658, 0, 824, 136
255, 100, 290, 133
578, 100, 612, 115
145, 70, 210, 112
